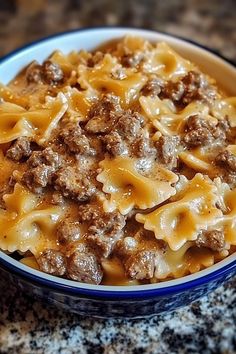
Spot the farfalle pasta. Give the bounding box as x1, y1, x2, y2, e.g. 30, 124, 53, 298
136, 174, 222, 250
0, 183, 64, 254
0, 93, 68, 144
0, 36, 235, 285
97, 156, 178, 214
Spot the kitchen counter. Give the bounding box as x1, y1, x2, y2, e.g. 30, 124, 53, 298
0, 0, 235, 353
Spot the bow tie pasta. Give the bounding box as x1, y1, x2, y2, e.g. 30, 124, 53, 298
136, 174, 222, 251
0, 183, 65, 255
97, 156, 178, 214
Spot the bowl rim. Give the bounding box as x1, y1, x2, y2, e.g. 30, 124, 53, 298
0, 25, 235, 67
0, 26, 235, 299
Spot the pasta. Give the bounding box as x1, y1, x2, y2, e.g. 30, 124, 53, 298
0, 183, 64, 254
0, 35, 235, 285
136, 174, 222, 251
0, 93, 68, 144
97, 156, 178, 214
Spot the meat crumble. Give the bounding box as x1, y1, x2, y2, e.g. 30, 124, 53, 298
26, 60, 64, 85
6, 137, 32, 161
196, 230, 225, 252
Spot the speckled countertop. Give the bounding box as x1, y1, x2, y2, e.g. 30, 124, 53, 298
0, 1, 236, 353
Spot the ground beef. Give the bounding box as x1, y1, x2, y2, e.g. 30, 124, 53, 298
102, 131, 127, 156
59, 122, 94, 155
26, 60, 64, 85
133, 135, 155, 158
86, 211, 126, 257
215, 150, 236, 172
156, 135, 180, 167
54, 166, 95, 202
42, 60, 64, 84
184, 126, 213, 147
196, 230, 225, 252
121, 52, 144, 68
183, 115, 226, 147
37, 249, 67, 276
141, 77, 165, 96
67, 251, 103, 284
124, 250, 156, 280
57, 218, 81, 244
6, 137, 32, 161
102, 111, 150, 158
223, 172, 236, 187
162, 80, 185, 102
78, 204, 125, 257
78, 203, 101, 222
116, 111, 144, 138
116, 236, 138, 257
85, 94, 122, 134
26, 61, 43, 83
22, 165, 55, 193
161, 71, 217, 106
186, 115, 214, 131
0, 181, 14, 209
181, 71, 217, 104
50, 191, 64, 205
22, 147, 62, 193
28, 147, 62, 169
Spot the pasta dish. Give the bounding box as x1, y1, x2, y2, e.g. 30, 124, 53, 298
0, 36, 235, 285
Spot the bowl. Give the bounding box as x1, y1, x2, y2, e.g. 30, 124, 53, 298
0, 27, 236, 319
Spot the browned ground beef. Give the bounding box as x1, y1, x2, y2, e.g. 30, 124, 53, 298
57, 218, 82, 244
115, 231, 167, 280
6, 137, 32, 161
67, 250, 103, 284
22, 147, 62, 193
22, 165, 55, 193
26, 60, 64, 85
124, 250, 156, 280
133, 135, 154, 158
54, 166, 96, 202
28, 147, 62, 168
196, 230, 225, 251
142, 77, 165, 96
102, 131, 127, 156
26, 61, 43, 83
78, 204, 126, 257
0, 181, 14, 209
37, 249, 67, 276
116, 111, 144, 138
59, 122, 94, 155
156, 135, 180, 168
215, 150, 236, 172
85, 94, 122, 134
183, 115, 226, 147
223, 172, 236, 186
50, 191, 64, 205
102, 110, 153, 158
162, 80, 185, 102
42, 60, 64, 84
161, 71, 217, 106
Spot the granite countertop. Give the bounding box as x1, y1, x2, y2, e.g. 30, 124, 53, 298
0, 0, 236, 353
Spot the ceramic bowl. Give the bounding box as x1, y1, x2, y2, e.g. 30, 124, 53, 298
0, 27, 235, 318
